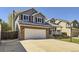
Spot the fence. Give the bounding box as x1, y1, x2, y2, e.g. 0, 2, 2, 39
1, 31, 18, 40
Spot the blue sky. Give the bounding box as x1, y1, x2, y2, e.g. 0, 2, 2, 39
0, 7, 79, 22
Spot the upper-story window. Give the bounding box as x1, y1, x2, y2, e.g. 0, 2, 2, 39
35, 17, 44, 23
24, 15, 29, 20
23, 14, 29, 21
76, 24, 78, 27
66, 23, 71, 27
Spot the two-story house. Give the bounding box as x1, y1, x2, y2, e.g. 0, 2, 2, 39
10, 8, 79, 39
49, 18, 79, 37
71, 20, 79, 28
13, 8, 52, 39
46, 18, 62, 36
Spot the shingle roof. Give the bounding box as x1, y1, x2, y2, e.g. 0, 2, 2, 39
13, 8, 48, 23
47, 18, 71, 24
13, 8, 38, 21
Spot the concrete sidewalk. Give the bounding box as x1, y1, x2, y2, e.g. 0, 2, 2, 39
20, 39, 79, 52
0, 39, 26, 52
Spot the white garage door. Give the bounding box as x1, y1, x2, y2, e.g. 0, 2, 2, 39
24, 28, 46, 39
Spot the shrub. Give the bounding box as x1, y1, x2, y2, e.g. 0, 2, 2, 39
62, 32, 69, 38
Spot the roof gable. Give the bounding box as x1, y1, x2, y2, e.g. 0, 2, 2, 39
49, 18, 70, 24
14, 8, 38, 20
19, 8, 38, 15
32, 12, 46, 18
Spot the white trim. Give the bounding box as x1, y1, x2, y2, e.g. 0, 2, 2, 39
19, 24, 50, 28
15, 16, 19, 31
33, 16, 35, 22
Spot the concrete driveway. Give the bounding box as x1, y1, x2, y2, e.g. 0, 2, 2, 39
20, 39, 79, 52
0, 39, 26, 52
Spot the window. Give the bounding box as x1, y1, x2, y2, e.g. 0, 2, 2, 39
35, 17, 44, 23
76, 24, 78, 26
38, 18, 41, 22
24, 15, 28, 20
35, 17, 38, 22
23, 14, 29, 21
66, 24, 70, 27
42, 19, 44, 23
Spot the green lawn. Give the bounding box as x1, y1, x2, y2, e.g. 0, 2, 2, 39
60, 38, 79, 44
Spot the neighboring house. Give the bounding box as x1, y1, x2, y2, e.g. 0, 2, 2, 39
46, 18, 62, 36
71, 20, 79, 28
12, 8, 52, 39
57, 19, 71, 37
49, 18, 79, 37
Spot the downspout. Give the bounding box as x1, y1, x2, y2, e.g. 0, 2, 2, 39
12, 10, 15, 31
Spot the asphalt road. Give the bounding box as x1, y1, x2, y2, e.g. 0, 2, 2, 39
0, 39, 26, 52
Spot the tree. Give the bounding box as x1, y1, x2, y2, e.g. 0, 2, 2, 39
8, 14, 13, 30
0, 18, 10, 31
8, 11, 16, 31
2, 21, 10, 31
0, 18, 2, 22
